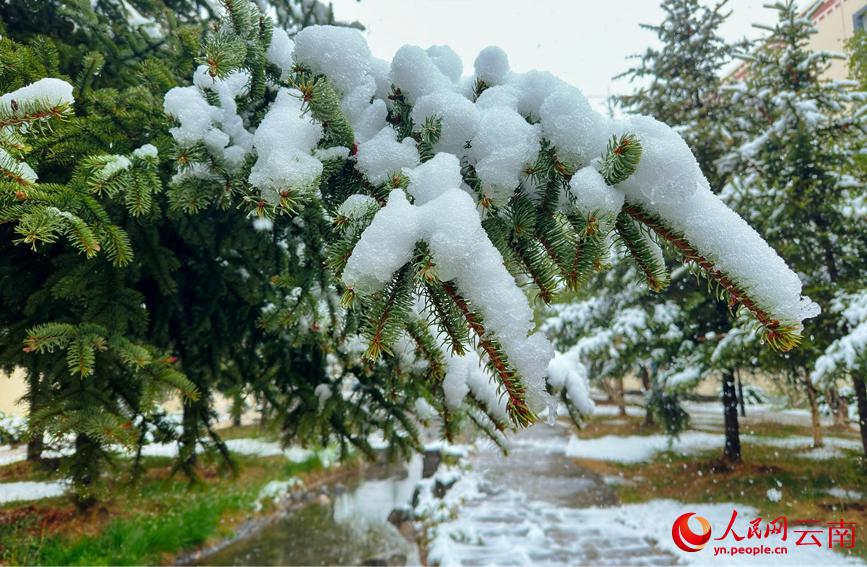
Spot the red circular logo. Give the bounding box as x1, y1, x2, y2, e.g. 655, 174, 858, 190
672, 512, 712, 552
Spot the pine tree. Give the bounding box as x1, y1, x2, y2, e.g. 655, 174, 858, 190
1, 0, 826, 506
719, 0, 866, 454
0, 47, 198, 505
163, 0, 816, 438
0, 0, 347, 497
555, 0, 752, 461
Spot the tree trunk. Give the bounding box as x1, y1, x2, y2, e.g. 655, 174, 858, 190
639, 366, 655, 426
722, 370, 741, 463
179, 400, 200, 474
25, 369, 43, 462
70, 433, 98, 511
853, 375, 867, 457
804, 379, 824, 448
736, 368, 746, 418
828, 387, 848, 428
617, 375, 627, 417
231, 388, 244, 428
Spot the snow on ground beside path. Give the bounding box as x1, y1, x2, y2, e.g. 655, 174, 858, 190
419, 470, 862, 566
137, 438, 332, 464
589, 404, 646, 417
564, 431, 722, 463
0, 481, 67, 503
0, 445, 26, 467
511, 430, 862, 463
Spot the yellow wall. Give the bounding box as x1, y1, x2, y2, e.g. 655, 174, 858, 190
0, 369, 28, 417
807, 0, 867, 80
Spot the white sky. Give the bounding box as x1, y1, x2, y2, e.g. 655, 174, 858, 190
328, 0, 808, 110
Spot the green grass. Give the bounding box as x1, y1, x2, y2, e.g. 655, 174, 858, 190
0, 453, 329, 566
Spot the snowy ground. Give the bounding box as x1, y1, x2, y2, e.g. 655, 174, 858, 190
0, 480, 67, 504
417, 422, 863, 566
0, 437, 331, 504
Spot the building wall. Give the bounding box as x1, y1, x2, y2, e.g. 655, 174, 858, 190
806, 0, 867, 80
0, 369, 28, 417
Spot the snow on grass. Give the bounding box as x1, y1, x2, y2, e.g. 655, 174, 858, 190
137, 438, 331, 464
417, 467, 862, 566
536, 431, 864, 464
826, 487, 864, 500
0, 481, 67, 503
0, 445, 26, 467
564, 431, 722, 463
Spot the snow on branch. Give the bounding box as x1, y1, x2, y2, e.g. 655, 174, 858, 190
163, 3, 818, 427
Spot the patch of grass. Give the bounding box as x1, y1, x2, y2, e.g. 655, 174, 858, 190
0, 451, 331, 566
576, 413, 657, 439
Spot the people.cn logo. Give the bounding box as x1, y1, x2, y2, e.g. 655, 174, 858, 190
672, 512, 712, 552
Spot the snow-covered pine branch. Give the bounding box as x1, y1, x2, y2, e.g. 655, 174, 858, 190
163, 0, 817, 428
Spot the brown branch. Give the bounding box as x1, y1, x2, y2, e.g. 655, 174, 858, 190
623, 204, 797, 350
441, 282, 534, 425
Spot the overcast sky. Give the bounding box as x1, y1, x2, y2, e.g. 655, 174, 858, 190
328, 0, 807, 110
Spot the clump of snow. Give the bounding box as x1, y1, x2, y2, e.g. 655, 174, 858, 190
314, 383, 333, 405
164, 67, 253, 171
132, 143, 158, 160
410, 90, 479, 155
390, 45, 454, 103
467, 106, 540, 204
248, 88, 323, 202
539, 87, 608, 168
546, 350, 595, 416
565, 166, 624, 219
403, 153, 463, 205
337, 194, 378, 219
252, 217, 273, 231
766, 487, 782, 502
0, 148, 38, 183
427, 45, 463, 83
355, 126, 419, 186
444, 351, 509, 423
1, 78, 74, 111
266, 27, 295, 81
474, 46, 510, 86
99, 155, 131, 179
414, 398, 438, 421
293, 25, 371, 95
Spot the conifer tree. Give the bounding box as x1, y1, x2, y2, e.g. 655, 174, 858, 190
547, 0, 755, 461
719, 0, 867, 455
0, 0, 347, 495
1, 0, 826, 506
162, 0, 816, 439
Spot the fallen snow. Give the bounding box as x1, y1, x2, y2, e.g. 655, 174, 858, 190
559, 431, 862, 464
420, 469, 861, 566
0, 481, 67, 503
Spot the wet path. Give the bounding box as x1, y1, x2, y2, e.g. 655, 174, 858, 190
426, 421, 678, 566
205, 458, 423, 566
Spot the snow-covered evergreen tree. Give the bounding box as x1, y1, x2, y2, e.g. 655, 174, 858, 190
164, 0, 816, 432
548, 0, 756, 461
719, 0, 867, 454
